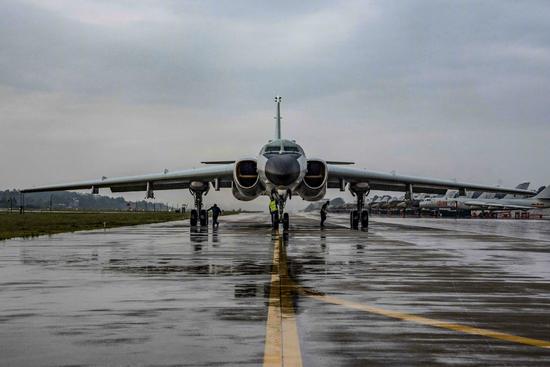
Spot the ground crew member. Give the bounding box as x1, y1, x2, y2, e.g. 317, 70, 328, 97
207, 204, 222, 228
320, 201, 329, 228
269, 198, 278, 227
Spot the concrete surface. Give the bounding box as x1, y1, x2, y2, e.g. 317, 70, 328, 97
1, 213, 549, 366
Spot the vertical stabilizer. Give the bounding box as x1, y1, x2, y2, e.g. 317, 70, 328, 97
444, 189, 458, 198
534, 185, 550, 199
503, 182, 530, 199
274, 96, 282, 139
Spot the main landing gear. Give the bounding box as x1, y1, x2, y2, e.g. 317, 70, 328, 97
190, 184, 209, 227
349, 185, 369, 230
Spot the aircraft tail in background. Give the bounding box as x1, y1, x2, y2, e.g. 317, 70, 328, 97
534, 185, 550, 200
503, 182, 530, 199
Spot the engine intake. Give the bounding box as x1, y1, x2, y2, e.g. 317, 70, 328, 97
233, 159, 264, 201
297, 160, 327, 201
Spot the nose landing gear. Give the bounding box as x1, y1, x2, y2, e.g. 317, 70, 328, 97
282, 212, 290, 230
272, 190, 291, 230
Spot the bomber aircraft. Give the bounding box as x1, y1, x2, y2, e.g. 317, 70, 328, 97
21, 97, 535, 230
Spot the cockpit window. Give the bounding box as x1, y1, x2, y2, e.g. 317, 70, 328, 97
283, 145, 300, 152
262, 140, 302, 157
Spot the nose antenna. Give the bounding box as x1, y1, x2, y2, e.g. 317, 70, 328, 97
274, 96, 282, 139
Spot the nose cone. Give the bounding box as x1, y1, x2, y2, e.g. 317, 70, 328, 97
265, 155, 300, 186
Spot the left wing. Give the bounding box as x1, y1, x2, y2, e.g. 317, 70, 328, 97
21, 164, 234, 195
327, 165, 534, 196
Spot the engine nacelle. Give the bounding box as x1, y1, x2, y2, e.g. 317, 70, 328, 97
297, 159, 328, 201
233, 159, 264, 201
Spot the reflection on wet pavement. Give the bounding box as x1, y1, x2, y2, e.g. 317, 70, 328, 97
1, 213, 549, 366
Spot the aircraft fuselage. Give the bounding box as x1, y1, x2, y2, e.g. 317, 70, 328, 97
256, 139, 308, 195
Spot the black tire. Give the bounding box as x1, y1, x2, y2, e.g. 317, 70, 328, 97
283, 213, 290, 230
199, 209, 208, 226
350, 210, 359, 229
272, 212, 279, 229
361, 210, 369, 229
190, 209, 198, 226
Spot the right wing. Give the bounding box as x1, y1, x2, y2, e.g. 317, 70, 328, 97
21, 164, 235, 194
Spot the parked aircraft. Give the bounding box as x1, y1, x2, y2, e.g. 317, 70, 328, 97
366, 195, 379, 208
419, 183, 532, 211
370, 195, 392, 210
21, 97, 534, 230
450, 185, 550, 211
387, 193, 432, 210
418, 190, 460, 211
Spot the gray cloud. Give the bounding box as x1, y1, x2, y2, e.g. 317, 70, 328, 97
1, 0, 549, 209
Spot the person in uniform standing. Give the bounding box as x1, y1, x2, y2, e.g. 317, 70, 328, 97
269, 198, 278, 227
320, 201, 329, 228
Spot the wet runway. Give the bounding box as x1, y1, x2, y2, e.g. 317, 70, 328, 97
1, 213, 550, 366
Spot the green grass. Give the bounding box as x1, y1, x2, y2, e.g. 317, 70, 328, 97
0, 211, 189, 241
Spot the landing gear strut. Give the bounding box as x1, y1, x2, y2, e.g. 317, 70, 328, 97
349, 186, 370, 230
272, 190, 290, 230
190, 186, 208, 227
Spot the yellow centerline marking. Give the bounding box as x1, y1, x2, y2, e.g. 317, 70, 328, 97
295, 286, 550, 349
263, 231, 303, 367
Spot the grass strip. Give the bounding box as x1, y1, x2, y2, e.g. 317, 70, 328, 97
0, 211, 189, 241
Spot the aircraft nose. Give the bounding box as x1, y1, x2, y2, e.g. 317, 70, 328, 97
265, 155, 300, 186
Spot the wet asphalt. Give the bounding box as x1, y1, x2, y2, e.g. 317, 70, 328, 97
1, 213, 550, 366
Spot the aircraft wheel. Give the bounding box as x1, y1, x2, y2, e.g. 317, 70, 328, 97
350, 210, 359, 229
361, 210, 369, 229
272, 212, 279, 229
190, 209, 198, 226
199, 209, 208, 226
282, 213, 290, 230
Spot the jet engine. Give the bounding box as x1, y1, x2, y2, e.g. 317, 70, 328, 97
297, 159, 327, 201
233, 159, 264, 201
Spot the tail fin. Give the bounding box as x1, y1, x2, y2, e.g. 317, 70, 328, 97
515, 182, 531, 190
274, 96, 282, 139
444, 189, 458, 198
503, 182, 530, 199
535, 185, 550, 199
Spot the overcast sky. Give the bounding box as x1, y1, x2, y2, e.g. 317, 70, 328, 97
1, 0, 549, 210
